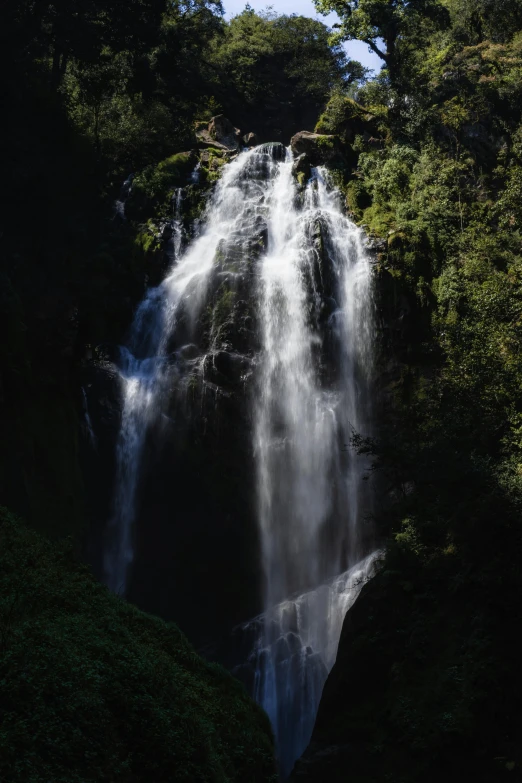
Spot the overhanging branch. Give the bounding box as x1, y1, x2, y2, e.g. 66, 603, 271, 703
364, 38, 389, 62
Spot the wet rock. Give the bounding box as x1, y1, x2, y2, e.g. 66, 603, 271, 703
366, 234, 387, 253
286, 631, 302, 655
255, 142, 286, 161
280, 602, 299, 634
292, 153, 312, 186
274, 635, 291, 663
80, 359, 123, 580
179, 343, 199, 360
204, 350, 253, 386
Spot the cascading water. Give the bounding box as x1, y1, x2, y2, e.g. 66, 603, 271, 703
105, 143, 375, 774
232, 552, 380, 778
251, 155, 374, 775
104, 147, 284, 595
255, 161, 373, 607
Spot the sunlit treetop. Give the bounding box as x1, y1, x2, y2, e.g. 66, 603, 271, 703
313, 0, 450, 75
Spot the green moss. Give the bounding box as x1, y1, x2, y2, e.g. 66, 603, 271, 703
135, 219, 162, 255
0, 507, 277, 783
126, 152, 196, 222
205, 150, 227, 183
362, 203, 395, 236
316, 135, 336, 150
345, 179, 372, 216
315, 94, 381, 140
213, 288, 236, 327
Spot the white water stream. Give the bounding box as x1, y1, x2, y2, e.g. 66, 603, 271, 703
104, 149, 275, 593
252, 154, 374, 775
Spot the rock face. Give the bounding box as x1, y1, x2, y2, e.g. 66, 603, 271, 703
256, 141, 286, 160
290, 131, 342, 165
79, 359, 122, 578
290, 560, 522, 783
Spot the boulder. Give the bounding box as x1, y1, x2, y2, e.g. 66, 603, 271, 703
290, 131, 342, 166
204, 350, 253, 386
196, 115, 241, 151
208, 115, 242, 150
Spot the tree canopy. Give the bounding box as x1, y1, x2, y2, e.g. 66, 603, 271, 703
314, 0, 449, 76
210, 8, 365, 139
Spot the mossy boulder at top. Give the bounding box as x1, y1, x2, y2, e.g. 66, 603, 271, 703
314, 94, 382, 144
0, 507, 277, 783
290, 131, 343, 166
197, 115, 242, 151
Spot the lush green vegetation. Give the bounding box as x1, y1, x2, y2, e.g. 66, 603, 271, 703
0, 507, 277, 782
289, 0, 522, 778
325, 0, 522, 600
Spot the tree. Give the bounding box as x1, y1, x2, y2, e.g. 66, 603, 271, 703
314, 0, 449, 78
446, 0, 522, 44
1, 0, 168, 88
210, 9, 363, 139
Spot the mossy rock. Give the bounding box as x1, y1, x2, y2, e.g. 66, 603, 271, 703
315, 95, 382, 142
290, 131, 344, 166
0, 507, 277, 783
387, 229, 408, 249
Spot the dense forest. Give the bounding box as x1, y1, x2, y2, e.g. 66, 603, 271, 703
1, 0, 522, 780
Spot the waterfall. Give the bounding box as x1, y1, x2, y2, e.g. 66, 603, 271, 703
252, 155, 374, 775
255, 161, 373, 608
104, 148, 282, 595
105, 144, 375, 772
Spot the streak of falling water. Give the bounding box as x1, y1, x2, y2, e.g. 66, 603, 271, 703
104, 148, 281, 595
238, 552, 380, 779
81, 387, 97, 448
171, 187, 184, 262
254, 153, 374, 775
114, 173, 134, 220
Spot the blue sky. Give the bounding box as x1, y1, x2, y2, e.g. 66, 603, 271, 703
222, 0, 383, 72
